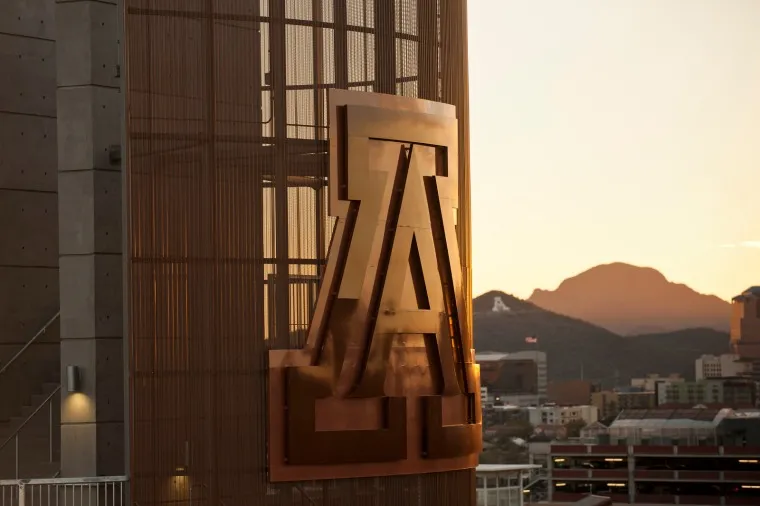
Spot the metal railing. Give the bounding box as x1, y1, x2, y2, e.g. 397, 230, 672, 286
0, 477, 127, 506
0, 313, 60, 377
0, 386, 61, 479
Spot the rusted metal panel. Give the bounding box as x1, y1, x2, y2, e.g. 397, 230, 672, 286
124, 0, 473, 504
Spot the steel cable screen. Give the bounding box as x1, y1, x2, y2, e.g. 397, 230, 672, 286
124, 0, 473, 504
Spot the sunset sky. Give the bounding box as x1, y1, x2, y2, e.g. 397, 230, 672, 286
468, 0, 760, 302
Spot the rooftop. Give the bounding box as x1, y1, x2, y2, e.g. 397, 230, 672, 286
475, 464, 541, 473
732, 286, 760, 301
610, 407, 731, 430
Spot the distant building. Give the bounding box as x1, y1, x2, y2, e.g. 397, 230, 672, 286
631, 373, 684, 392
656, 378, 756, 408
731, 287, 760, 379
591, 390, 620, 420
510, 350, 548, 402
481, 386, 490, 407
591, 390, 656, 419
477, 350, 548, 406
696, 353, 750, 380
527, 405, 598, 427
580, 420, 610, 440
548, 379, 596, 405
548, 408, 760, 504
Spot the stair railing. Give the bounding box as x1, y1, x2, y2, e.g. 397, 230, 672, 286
0, 385, 61, 479
0, 313, 60, 377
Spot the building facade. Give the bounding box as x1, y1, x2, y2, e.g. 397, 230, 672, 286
591, 390, 656, 420
630, 374, 683, 392
527, 405, 599, 427
696, 354, 749, 380
656, 378, 756, 408
548, 380, 595, 406
548, 408, 760, 505
731, 287, 760, 380
477, 351, 548, 406
1, 0, 481, 504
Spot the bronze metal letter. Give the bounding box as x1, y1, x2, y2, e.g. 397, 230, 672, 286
268, 90, 481, 482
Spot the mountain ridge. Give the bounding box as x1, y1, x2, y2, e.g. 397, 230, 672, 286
526, 262, 730, 335
473, 291, 729, 385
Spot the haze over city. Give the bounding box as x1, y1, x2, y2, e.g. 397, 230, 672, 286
469, 0, 760, 301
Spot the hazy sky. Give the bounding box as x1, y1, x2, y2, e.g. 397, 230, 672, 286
468, 0, 760, 302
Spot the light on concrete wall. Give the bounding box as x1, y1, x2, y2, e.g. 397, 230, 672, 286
66, 365, 81, 393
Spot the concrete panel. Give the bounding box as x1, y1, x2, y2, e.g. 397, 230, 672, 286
58, 171, 94, 255
0, 34, 56, 117
60, 420, 124, 478
94, 254, 123, 338
59, 254, 122, 339
0, 115, 56, 192
0, 0, 55, 40
94, 338, 123, 422
96, 421, 124, 476
0, 267, 58, 343
57, 86, 121, 172
59, 170, 122, 255
56, 1, 119, 88
60, 423, 97, 477
0, 190, 57, 267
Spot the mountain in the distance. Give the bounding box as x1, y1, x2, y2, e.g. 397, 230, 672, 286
527, 263, 730, 335
473, 291, 729, 384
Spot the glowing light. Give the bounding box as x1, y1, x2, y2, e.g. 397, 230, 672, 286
553, 458, 565, 463
607, 483, 626, 487
739, 459, 758, 464
604, 458, 623, 462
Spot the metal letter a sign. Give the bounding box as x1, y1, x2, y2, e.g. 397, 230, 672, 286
268, 90, 481, 482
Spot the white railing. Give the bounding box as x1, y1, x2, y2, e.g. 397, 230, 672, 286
0, 477, 127, 506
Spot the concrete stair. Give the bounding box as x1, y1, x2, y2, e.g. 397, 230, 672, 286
0, 381, 60, 479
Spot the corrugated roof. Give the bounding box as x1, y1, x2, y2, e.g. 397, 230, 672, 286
610, 408, 731, 430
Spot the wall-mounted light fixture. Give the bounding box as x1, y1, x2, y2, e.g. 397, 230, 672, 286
66, 365, 80, 393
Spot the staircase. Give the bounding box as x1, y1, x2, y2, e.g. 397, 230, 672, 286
0, 314, 61, 479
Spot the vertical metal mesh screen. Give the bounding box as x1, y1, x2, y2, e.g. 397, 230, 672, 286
124, 0, 473, 504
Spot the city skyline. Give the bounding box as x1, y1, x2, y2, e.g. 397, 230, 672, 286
468, 0, 760, 302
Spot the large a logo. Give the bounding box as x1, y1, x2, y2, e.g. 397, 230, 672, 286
268, 90, 481, 482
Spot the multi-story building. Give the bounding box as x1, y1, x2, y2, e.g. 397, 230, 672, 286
592, 390, 656, 420
731, 287, 760, 381
696, 354, 750, 380
656, 378, 756, 408
476, 464, 541, 506
731, 287, 760, 359
527, 405, 599, 427
547, 408, 760, 505
0, 1, 479, 505
478, 351, 548, 406
548, 379, 596, 406
631, 373, 684, 392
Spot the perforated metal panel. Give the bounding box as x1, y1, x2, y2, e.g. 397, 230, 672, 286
124, 1, 473, 504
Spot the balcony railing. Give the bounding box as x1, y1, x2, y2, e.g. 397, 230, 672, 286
0, 476, 127, 506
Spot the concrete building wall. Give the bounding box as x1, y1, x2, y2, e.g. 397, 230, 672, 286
0, 0, 60, 426
55, 0, 123, 478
